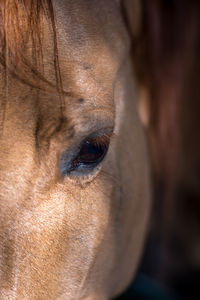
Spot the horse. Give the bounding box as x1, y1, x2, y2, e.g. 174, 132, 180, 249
0, 1, 151, 299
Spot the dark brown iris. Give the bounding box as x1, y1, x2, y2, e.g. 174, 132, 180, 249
72, 134, 110, 168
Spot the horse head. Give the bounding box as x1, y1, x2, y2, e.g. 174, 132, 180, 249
0, 1, 150, 299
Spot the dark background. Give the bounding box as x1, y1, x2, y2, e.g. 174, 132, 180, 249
115, 1, 200, 299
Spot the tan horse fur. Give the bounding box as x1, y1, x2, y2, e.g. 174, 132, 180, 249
0, 1, 150, 299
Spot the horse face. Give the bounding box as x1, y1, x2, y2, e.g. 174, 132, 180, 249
0, 1, 150, 299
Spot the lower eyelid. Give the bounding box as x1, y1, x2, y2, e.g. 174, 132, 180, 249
61, 164, 103, 185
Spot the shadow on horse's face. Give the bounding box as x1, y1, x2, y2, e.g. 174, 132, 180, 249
0, 1, 150, 299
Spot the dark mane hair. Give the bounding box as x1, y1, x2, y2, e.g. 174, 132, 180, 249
0, 0, 68, 131
0, 0, 64, 97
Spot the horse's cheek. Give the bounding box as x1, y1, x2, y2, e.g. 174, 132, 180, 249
0, 168, 111, 299
29, 180, 112, 298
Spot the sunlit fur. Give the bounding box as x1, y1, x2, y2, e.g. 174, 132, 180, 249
0, 1, 150, 299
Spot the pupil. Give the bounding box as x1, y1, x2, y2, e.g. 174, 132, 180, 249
79, 140, 106, 164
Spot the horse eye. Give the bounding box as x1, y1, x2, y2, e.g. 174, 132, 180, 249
59, 133, 111, 176
72, 135, 110, 170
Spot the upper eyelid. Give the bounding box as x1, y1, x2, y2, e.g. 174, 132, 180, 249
80, 128, 113, 142
66, 109, 115, 135
64, 126, 114, 151
72, 121, 114, 137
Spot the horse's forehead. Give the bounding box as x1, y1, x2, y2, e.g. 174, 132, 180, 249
42, 0, 129, 111
0, 0, 127, 138
53, 1, 125, 42
52, 0, 128, 68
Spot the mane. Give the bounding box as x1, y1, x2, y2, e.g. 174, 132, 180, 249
0, 0, 65, 100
